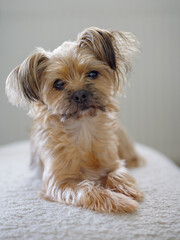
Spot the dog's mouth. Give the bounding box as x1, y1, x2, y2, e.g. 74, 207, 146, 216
79, 104, 105, 111
60, 104, 106, 122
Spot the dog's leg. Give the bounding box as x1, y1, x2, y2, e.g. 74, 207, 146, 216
106, 168, 144, 201
39, 135, 143, 213
40, 145, 139, 213
42, 176, 139, 213
116, 124, 145, 168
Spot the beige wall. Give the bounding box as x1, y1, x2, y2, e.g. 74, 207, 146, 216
0, 0, 180, 165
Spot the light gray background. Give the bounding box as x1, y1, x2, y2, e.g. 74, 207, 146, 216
0, 0, 180, 165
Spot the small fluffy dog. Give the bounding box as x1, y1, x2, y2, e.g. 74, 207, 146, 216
6, 27, 144, 213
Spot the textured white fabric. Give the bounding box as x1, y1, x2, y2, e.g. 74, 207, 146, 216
0, 141, 180, 240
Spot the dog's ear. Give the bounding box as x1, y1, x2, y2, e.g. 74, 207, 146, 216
78, 27, 117, 70
78, 27, 139, 92
6, 48, 49, 107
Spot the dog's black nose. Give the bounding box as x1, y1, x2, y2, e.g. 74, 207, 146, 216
72, 90, 88, 103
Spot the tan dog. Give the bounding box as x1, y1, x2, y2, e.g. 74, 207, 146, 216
6, 27, 144, 213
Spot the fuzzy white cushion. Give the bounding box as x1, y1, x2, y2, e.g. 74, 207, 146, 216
0, 141, 180, 240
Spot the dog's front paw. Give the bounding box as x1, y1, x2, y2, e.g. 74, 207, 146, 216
106, 171, 144, 202
43, 180, 139, 214
82, 185, 139, 214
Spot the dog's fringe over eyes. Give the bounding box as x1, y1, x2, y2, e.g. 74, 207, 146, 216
5, 27, 144, 214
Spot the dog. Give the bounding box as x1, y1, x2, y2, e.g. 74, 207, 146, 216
6, 27, 144, 213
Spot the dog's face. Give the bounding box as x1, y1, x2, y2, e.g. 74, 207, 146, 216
41, 41, 117, 120
6, 27, 139, 121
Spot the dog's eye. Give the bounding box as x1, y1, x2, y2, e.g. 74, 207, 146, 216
53, 79, 65, 90
86, 71, 99, 79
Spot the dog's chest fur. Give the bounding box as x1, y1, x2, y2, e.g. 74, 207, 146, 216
62, 114, 118, 180
31, 109, 118, 181
64, 116, 99, 151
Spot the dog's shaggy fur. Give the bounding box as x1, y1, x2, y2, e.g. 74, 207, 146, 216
6, 27, 144, 213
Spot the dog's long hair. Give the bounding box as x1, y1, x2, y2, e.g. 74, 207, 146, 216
5, 27, 143, 213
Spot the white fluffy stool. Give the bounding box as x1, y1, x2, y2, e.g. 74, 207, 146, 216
0, 141, 180, 240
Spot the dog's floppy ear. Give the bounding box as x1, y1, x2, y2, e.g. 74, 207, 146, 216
78, 27, 139, 92
6, 48, 49, 107
78, 27, 117, 70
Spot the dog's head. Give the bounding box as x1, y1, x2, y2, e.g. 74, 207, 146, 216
6, 27, 139, 121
